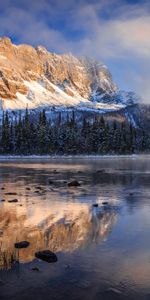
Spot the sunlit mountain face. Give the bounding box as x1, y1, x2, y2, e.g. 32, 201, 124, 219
0, 37, 137, 112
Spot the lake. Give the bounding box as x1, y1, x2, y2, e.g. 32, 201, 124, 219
0, 156, 150, 300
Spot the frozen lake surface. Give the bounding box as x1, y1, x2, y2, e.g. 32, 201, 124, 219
0, 156, 150, 300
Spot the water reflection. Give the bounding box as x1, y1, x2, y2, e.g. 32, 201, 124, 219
1, 157, 150, 300
0, 202, 117, 269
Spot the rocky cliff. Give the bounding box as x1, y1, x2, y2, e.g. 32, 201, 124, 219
0, 37, 135, 111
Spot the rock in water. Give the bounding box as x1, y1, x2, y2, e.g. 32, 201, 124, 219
15, 241, 30, 249
35, 186, 43, 190
8, 199, 18, 203
68, 180, 80, 187
93, 204, 98, 207
32, 267, 40, 272
5, 192, 17, 195
96, 169, 105, 173
49, 180, 54, 185
35, 250, 57, 263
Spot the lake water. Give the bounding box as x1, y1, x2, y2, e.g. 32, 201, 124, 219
0, 156, 150, 300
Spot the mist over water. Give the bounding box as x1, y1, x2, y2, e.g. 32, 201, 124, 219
0, 156, 150, 300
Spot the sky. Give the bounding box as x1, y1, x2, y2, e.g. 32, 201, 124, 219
0, 0, 150, 102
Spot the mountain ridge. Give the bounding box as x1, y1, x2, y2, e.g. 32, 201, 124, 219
0, 36, 137, 111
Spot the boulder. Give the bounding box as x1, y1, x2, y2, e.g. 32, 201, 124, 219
35, 186, 43, 190
8, 199, 18, 203
96, 169, 105, 173
102, 201, 108, 205
93, 204, 98, 207
68, 180, 80, 187
49, 180, 54, 184
35, 250, 57, 263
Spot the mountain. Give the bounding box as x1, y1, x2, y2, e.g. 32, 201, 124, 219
0, 36, 150, 155
0, 36, 137, 112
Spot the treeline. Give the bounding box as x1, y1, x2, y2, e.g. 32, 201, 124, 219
0, 109, 149, 154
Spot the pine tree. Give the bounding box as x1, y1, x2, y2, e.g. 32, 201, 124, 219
1, 111, 11, 153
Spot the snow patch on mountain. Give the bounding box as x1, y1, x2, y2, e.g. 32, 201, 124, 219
1, 79, 126, 112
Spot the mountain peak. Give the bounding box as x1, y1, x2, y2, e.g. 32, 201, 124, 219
36, 45, 48, 54
0, 36, 12, 45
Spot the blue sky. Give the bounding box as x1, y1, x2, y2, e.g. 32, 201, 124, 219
0, 0, 150, 102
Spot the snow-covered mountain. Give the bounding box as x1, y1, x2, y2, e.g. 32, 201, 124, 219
0, 37, 138, 112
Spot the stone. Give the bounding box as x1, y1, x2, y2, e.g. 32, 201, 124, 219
15, 241, 30, 249
8, 199, 18, 203
35, 186, 43, 190
35, 250, 57, 263
93, 204, 98, 207
5, 192, 17, 195
32, 267, 40, 272
96, 169, 105, 173
49, 180, 54, 184
68, 180, 81, 187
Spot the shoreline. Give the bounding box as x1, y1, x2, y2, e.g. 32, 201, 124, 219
0, 154, 149, 160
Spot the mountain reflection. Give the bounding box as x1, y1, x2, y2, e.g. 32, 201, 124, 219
0, 202, 117, 269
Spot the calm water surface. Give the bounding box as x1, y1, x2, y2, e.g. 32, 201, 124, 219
0, 156, 150, 300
